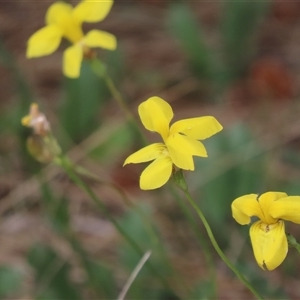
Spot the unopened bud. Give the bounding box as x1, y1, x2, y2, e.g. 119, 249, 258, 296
26, 134, 61, 163
21, 103, 50, 136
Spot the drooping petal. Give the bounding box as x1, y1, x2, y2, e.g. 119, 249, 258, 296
170, 116, 223, 140
140, 157, 173, 190
231, 194, 261, 225
84, 30, 117, 50
138, 97, 173, 141
26, 25, 63, 58
258, 192, 288, 224
269, 196, 300, 224
123, 143, 165, 165
72, 0, 113, 23
166, 133, 207, 170
63, 45, 83, 78
250, 220, 288, 271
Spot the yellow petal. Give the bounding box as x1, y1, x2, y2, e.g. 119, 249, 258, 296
63, 45, 83, 78
166, 134, 207, 170
138, 97, 173, 141
72, 0, 113, 23
258, 192, 287, 224
269, 196, 300, 224
170, 116, 223, 140
123, 143, 165, 165
231, 194, 261, 225
46, 1, 83, 43
250, 220, 288, 271
140, 157, 173, 190
46, 2, 73, 25
21, 115, 31, 127
26, 25, 62, 58
84, 30, 117, 50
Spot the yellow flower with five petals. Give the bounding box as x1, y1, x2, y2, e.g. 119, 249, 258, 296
232, 191, 300, 270
26, 0, 117, 78
124, 96, 223, 190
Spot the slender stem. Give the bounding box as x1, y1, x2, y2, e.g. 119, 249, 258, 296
287, 233, 300, 253
74, 163, 188, 295
183, 188, 263, 300
55, 155, 171, 291
118, 250, 152, 300
89, 58, 147, 145
169, 184, 217, 298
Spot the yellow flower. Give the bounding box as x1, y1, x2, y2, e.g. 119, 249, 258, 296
123, 96, 223, 190
26, 0, 117, 78
232, 191, 300, 270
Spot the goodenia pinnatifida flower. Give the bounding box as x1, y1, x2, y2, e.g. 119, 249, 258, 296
123, 96, 223, 190
26, 0, 116, 78
232, 191, 300, 270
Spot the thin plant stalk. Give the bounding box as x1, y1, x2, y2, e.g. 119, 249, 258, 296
73, 162, 189, 294
118, 250, 152, 300
89, 58, 147, 145
287, 233, 300, 254
55, 154, 171, 291
169, 184, 217, 299
175, 171, 264, 300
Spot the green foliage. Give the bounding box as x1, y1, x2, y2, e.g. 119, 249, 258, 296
40, 182, 70, 234
89, 122, 132, 163
118, 203, 175, 299
60, 60, 108, 144
221, 1, 270, 82
167, 2, 214, 79
0, 266, 23, 298
83, 260, 116, 298
167, 1, 270, 94
0, 36, 39, 172
59, 48, 125, 145
28, 243, 81, 300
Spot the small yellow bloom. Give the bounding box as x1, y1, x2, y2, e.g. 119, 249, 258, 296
123, 96, 223, 190
26, 0, 117, 78
232, 191, 300, 270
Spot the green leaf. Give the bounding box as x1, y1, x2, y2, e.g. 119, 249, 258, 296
28, 243, 81, 300
84, 260, 116, 298
167, 3, 214, 79
0, 266, 23, 297
60, 60, 108, 143
221, 1, 270, 81
40, 183, 70, 234
89, 122, 132, 163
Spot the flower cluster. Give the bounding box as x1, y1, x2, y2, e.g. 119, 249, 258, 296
124, 96, 223, 190
27, 0, 116, 78
24, 0, 300, 275
232, 191, 300, 270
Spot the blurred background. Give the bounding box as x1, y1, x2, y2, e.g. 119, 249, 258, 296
1, 0, 300, 299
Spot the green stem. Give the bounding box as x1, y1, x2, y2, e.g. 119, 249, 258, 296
287, 233, 300, 253
74, 162, 189, 294
55, 155, 171, 291
184, 190, 263, 299
174, 172, 263, 300
169, 184, 217, 298
89, 58, 147, 145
